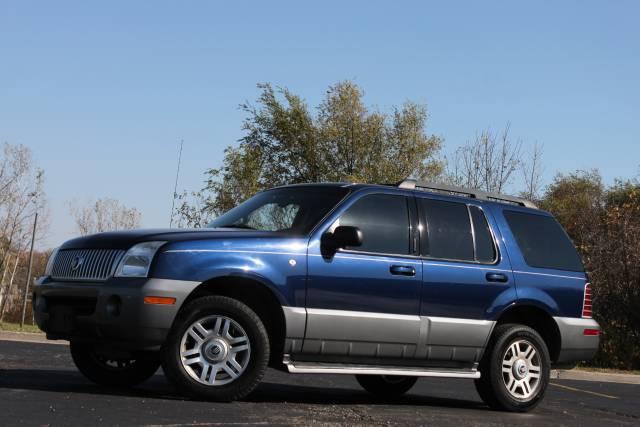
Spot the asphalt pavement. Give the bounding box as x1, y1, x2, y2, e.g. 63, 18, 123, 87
0, 338, 639, 426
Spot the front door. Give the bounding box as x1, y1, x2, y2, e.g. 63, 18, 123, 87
304, 191, 423, 362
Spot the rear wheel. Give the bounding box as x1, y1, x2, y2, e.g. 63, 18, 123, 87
70, 341, 160, 387
162, 296, 269, 401
475, 324, 550, 412
356, 375, 417, 398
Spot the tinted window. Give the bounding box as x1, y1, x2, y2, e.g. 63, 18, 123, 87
208, 186, 349, 234
504, 211, 583, 272
470, 206, 497, 263
336, 194, 410, 254
420, 199, 474, 261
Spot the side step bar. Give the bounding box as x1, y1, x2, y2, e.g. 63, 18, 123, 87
283, 356, 481, 379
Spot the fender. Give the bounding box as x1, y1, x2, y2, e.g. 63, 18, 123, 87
152, 246, 306, 308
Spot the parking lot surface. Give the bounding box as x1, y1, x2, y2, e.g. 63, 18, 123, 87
1, 339, 639, 426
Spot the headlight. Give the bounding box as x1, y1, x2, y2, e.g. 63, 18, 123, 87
44, 247, 60, 276
115, 241, 166, 278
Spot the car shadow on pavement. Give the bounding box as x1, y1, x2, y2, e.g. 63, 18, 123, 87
0, 368, 488, 411
250, 381, 488, 410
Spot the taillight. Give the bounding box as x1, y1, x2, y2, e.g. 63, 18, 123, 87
582, 283, 593, 318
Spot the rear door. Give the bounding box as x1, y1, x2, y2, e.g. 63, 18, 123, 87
417, 197, 516, 363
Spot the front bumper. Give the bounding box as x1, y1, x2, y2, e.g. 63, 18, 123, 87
554, 317, 600, 364
34, 276, 199, 351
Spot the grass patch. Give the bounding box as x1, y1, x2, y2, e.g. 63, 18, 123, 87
574, 366, 640, 375
0, 322, 42, 334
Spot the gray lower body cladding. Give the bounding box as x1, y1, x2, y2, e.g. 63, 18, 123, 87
283, 307, 600, 366
34, 277, 199, 351
284, 307, 495, 364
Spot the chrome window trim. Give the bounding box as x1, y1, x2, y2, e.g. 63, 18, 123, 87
334, 249, 422, 262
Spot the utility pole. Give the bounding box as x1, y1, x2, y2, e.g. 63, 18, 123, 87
169, 140, 184, 228
20, 212, 37, 328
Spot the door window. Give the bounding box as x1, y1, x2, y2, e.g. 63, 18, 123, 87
419, 199, 497, 263
469, 206, 497, 263
335, 194, 411, 255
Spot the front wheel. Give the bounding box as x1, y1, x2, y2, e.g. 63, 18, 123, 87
475, 324, 550, 412
162, 296, 270, 401
356, 375, 417, 398
70, 341, 160, 387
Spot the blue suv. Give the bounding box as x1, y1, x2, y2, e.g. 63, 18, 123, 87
34, 180, 599, 412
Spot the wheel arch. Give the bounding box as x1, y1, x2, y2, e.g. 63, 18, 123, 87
493, 303, 562, 363
180, 275, 287, 368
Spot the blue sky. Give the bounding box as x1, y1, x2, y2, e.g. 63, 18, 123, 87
1, 1, 638, 248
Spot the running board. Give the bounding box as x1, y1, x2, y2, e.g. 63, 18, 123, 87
282, 356, 481, 379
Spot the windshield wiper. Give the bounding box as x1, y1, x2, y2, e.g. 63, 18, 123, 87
217, 224, 256, 230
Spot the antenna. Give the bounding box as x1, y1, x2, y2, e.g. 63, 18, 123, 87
169, 140, 184, 228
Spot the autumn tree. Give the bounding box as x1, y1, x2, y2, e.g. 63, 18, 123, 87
541, 171, 640, 369
175, 81, 443, 227
69, 198, 142, 235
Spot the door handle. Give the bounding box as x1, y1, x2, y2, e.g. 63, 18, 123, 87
390, 265, 416, 276
486, 272, 509, 283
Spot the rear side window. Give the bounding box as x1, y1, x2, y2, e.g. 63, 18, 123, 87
419, 199, 497, 263
469, 206, 497, 263
504, 211, 583, 272
336, 194, 410, 255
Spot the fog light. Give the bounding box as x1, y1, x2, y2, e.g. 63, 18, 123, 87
106, 295, 122, 317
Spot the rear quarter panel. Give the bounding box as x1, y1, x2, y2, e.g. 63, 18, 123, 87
489, 204, 586, 318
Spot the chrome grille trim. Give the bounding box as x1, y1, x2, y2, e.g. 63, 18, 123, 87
50, 249, 125, 281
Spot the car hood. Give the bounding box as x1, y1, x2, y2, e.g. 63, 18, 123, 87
59, 228, 286, 250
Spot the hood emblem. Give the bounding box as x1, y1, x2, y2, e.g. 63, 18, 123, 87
70, 256, 84, 271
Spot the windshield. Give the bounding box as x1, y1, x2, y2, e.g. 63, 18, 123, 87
207, 186, 349, 234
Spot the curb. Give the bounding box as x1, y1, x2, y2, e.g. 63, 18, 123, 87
0, 331, 67, 345
552, 369, 640, 385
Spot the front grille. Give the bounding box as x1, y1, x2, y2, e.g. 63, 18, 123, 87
50, 249, 125, 281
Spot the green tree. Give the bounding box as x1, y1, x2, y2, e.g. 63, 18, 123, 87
539, 170, 604, 258
176, 81, 443, 226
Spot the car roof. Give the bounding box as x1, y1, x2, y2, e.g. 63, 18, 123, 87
274, 182, 547, 215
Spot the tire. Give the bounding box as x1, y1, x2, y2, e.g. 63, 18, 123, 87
475, 323, 550, 412
70, 341, 160, 387
162, 296, 269, 401
356, 375, 417, 398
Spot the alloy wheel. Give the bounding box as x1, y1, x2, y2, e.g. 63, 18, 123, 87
179, 315, 251, 386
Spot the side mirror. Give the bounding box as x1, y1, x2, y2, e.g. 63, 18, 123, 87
322, 225, 363, 254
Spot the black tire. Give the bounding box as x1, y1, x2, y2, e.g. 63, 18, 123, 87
356, 375, 417, 398
162, 296, 269, 401
475, 323, 550, 412
70, 341, 160, 387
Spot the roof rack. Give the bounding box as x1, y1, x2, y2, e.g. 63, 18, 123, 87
397, 179, 538, 209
